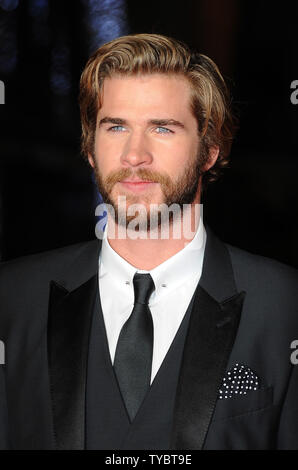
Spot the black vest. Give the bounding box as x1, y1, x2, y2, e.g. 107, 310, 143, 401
86, 286, 197, 450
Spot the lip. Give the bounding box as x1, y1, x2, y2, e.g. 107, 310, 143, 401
121, 178, 154, 183
120, 180, 157, 192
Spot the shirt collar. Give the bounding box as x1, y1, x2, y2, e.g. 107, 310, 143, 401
99, 218, 206, 300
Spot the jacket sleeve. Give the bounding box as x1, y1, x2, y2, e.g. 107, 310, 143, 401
277, 363, 298, 449
0, 365, 9, 449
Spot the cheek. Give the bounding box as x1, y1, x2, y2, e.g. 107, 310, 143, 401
159, 139, 196, 169
94, 133, 120, 171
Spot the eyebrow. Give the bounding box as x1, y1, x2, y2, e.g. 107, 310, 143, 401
98, 117, 185, 129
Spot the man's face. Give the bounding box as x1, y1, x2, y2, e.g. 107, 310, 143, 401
89, 73, 206, 229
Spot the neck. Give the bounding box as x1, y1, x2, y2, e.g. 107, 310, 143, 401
106, 192, 202, 271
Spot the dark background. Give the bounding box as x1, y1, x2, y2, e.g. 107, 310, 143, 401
0, 0, 297, 266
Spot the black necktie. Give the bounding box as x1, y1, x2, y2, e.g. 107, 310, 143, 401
113, 272, 155, 422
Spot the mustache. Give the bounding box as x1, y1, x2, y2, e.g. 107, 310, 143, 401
105, 168, 172, 189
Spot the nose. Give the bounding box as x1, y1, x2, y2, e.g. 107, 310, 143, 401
120, 131, 153, 167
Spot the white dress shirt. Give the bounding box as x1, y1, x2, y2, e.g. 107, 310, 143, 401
98, 218, 207, 384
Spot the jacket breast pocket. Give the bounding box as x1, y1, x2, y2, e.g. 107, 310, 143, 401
211, 386, 274, 422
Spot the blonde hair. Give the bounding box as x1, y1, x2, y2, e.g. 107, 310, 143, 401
79, 33, 236, 188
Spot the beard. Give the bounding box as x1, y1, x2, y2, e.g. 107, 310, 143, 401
93, 147, 205, 232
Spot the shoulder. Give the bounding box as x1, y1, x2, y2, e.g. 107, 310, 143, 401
226, 242, 298, 302
227, 242, 298, 282
0, 239, 101, 330
0, 238, 101, 292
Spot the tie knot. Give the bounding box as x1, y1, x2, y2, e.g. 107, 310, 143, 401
133, 273, 155, 305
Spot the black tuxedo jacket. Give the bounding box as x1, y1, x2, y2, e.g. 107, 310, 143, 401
0, 227, 298, 450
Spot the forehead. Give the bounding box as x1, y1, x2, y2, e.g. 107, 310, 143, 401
98, 74, 193, 119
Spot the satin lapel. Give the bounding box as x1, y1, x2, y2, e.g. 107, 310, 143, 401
170, 228, 246, 450
47, 274, 98, 450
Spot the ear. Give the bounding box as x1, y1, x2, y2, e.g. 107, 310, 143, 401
201, 146, 220, 172
87, 152, 95, 168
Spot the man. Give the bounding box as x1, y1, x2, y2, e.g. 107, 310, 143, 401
0, 33, 298, 450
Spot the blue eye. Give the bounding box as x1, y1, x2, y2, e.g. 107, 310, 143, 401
156, 127, 172, 134
109, 125, 126, 132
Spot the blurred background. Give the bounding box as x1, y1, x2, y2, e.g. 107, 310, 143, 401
0, 0, 297, 266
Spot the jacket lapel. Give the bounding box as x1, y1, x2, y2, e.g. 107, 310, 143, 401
46, 228, 244, 450
170, 228, 246, 450
47, 274, 98, 450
